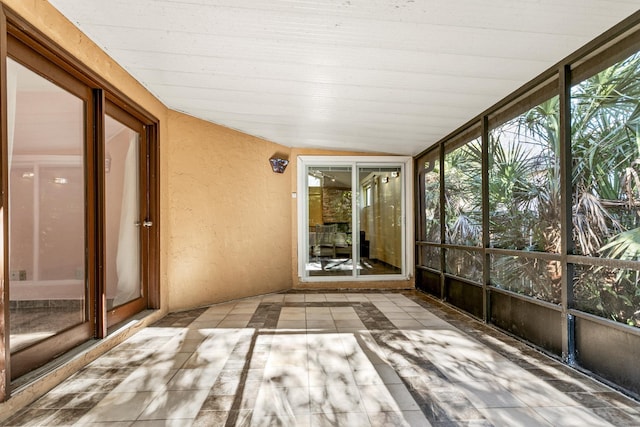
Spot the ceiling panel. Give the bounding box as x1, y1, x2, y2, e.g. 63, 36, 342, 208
49, 0, 640, 155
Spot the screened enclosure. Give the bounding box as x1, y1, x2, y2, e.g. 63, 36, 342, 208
415, 20, 640, 398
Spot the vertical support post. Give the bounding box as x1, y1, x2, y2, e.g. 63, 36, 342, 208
439, 142, 446, 300
94, 88, 107, 339
414, 157, 423, 290
559, 64, 575, 364
481, 116, 490, 323
146, 123, 160, 310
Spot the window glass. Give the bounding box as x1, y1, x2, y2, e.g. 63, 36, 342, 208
358, 167, 403, 276
8, 58, 86, 352
307, 166, 353, 277
105, 115, 141, 309
302, 159, 408, 280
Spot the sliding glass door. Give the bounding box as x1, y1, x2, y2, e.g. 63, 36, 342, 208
358, 166, 404, 276
307, 166, 353, 277
4, 28, 159, 382
103, 102, 151, 328
299, 157, 412, 281
7, 56, 95, 377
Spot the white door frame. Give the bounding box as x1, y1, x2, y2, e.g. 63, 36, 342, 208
297, 155, 414, 282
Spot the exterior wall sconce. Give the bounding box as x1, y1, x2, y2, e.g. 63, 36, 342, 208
269, 157, 289, 173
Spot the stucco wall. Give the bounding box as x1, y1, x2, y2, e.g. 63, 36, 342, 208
166, 111, 293, 310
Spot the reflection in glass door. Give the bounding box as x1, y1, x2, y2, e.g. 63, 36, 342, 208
8, 58, 90, 355
302, 159, 408, 280
357, 167, 403, 276
104, 115, 141, 310
307, 166, 353, 277
103, 103, 149, 328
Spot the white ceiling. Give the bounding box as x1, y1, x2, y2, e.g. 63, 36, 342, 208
48, 0, 639, 155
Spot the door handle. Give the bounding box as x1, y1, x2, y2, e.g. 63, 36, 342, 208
135, 220, 153, 227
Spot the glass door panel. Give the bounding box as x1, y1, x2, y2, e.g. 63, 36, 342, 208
306, 166, 353, 277
357, 167, 403, 276
104, 115, 141, 309
8, 58, 87, 353
301, 160, 407, 280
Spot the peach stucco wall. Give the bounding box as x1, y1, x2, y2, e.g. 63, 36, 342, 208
166, 111, 293, 310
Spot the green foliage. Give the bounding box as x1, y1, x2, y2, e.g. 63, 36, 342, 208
441, 50, 640, 325
570, 51, 640, 326
444, 138, 482, 246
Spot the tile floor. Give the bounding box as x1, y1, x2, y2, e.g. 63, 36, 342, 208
4, 291, 640, 426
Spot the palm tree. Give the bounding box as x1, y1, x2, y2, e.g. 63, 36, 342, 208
570, 50, 640, 326
442, 50, 640, 324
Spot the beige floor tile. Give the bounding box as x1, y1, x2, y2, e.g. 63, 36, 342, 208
479, 407, 553, 427
311, 411, 371, 426
264, 365, 310, 388
324, 294, 349, 301
276, 320, 306, 329
166, 367, 222, 390
506, 379, 584, 407
364, 294, 390, 301
306, 313, 333, 321
217, 320, 250, 328
345, 294, 370, 302
261, 294, 285, 302
9, 291, 640, 427
386, 383, 421, 411
360, 384, 401, 412
389, 319, 424, 329
367, 410, 431, 427
254, 385, 311, 416
334, 319, 365, 328
330, 306, 357, 312
132, 419, 190, 427
309, 385, 366, 414
533, 406, 615, 426
78, 391, 161, 423
332, 314, 360, 322
384, 311, 415, 320
306, 320, 336, 330
457, 381, 527, 409
374, 364, 403, 384
112, 368, 178, 393
140, 351, 192, 370
138, 389, 209, 420
309, 365, 356, 388
352, 368, 385, 386
230, 311, 258, 319
401, 410, 433, 427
